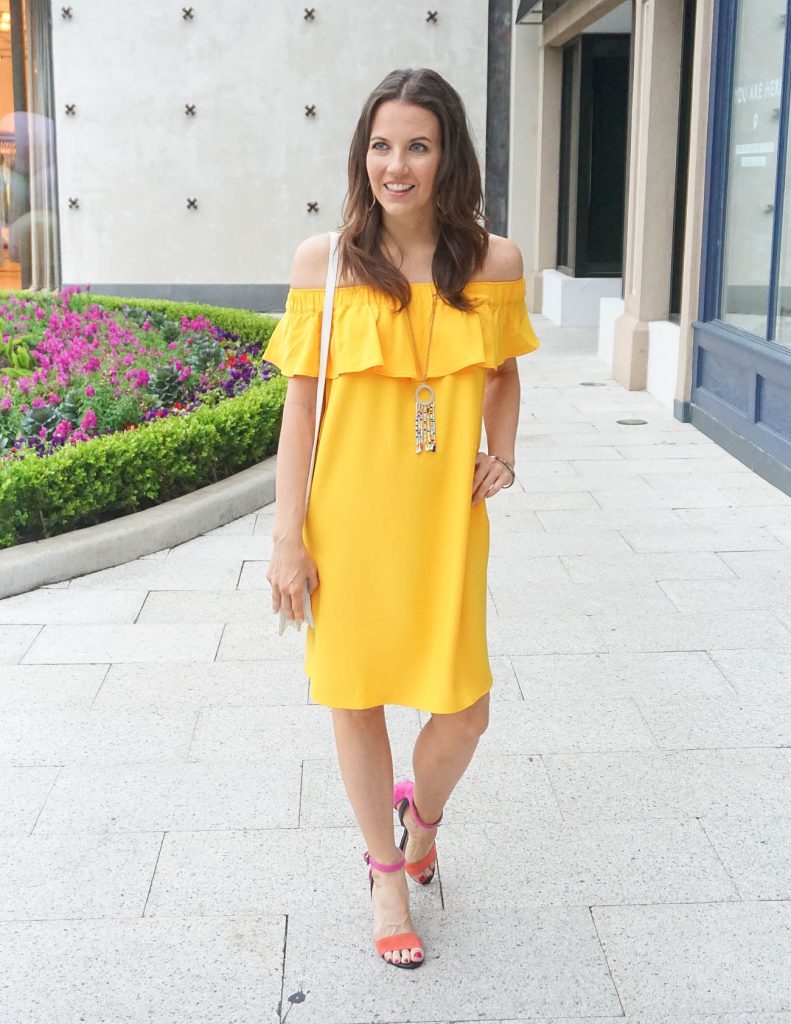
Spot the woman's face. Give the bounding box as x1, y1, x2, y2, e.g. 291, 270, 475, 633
366, 100, 442, 221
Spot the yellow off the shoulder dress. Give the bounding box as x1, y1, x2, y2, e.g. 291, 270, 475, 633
262, 277, 540, 713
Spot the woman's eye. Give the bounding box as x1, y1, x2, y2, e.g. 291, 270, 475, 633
370, 142, 428, 151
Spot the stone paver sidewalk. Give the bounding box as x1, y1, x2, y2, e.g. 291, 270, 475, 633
2, 315, 791, 1023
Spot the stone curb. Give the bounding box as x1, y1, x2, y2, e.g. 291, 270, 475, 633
0, 456, 277, 599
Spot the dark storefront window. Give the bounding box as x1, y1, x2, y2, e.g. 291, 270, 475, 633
556, 34, 630, 278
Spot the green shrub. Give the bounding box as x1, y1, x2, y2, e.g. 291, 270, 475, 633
0, 292, 286, 549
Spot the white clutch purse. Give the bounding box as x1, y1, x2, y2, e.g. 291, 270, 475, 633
278, 578, 315, 635
275, 230, 339, 635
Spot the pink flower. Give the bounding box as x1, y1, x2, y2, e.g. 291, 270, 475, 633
85, 384, 95, 397
80, 408, 97, 432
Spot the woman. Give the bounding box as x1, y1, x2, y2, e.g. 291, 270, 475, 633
264, 68, 539, 969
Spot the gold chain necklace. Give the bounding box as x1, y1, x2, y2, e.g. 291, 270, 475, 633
403, 292, 439, 453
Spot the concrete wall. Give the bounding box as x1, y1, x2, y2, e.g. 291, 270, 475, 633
49, 0, 488, 291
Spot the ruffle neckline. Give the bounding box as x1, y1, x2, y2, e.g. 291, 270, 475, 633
262, 276, 540, 380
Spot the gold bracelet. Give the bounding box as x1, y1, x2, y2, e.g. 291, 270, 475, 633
491, 455, 516, 488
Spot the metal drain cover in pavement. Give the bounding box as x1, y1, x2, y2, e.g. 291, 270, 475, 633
616, 418, 648, 425
579, 381, 607, 386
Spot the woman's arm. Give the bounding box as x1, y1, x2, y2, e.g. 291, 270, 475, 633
471, 239, 523, 505
268, 235, 329, 619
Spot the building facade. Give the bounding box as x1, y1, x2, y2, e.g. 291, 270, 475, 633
511, 0, 791, 494
3, 0, 790, 492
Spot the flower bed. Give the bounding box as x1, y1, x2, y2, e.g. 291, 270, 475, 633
0, 288, 286, 548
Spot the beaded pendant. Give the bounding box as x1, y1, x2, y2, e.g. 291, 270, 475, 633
415, 383, 436, 453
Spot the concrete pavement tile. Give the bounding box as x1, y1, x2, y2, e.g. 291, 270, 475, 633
511, 652, 736, 703
489, 579, 677, 618
487, 614, 608, 656
618, 526, 783, 554
135, 589, 274, 624
216, 621, 321, 661
188, 704, 337, 764
604, 486, 735, 508
640, 470, 761, 490
488, 554, 571, 583
489, 530, 632, 558
720, 482, 791, 506
562, 552, 737, 583
519, 419, 600, 435
593, 901, 791, 1014
476, 696, 656, 754
677, 506, 791, 529
768, 524, 791, 549
94, 660, 310, 709
521, 446, 627, 461
543, 748, 791, 820
535, 509, 686, 532
636, 697, 791, 749
591, 609, 790, 653
626, 456, 750, 476
720, 549, 791, 577
487, 508, 547, 532
0, 832, 161, 919
0, 766, 59, 834
708, 649, 791, 701
0, 625, 41, 663
280, 905, 621, 1022
34, 759, 300, 833
617, 444, 729, 460
0, 589, 147, 624
237, 560, 270, 590
21, 623, 223, 664
659, 578, 791, 613
0, 707, 197, 765
700, 815, 791, 899
518, 490, 601, 510
165, 535, 271, 561
440, 818, 736, 909
68, 559, 242, 591
0, 663, 107, 708
0, 916, 284, 1024
145, 826, 425, 918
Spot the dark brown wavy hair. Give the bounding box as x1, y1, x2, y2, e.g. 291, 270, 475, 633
338, 68, 490, 313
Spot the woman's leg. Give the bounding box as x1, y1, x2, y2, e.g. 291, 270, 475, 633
403, 692, 490, 879
331, 705, 423, 965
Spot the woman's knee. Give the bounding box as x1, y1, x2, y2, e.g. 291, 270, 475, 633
436, 694, 489, 741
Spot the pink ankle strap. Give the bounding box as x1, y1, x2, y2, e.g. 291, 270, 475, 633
363, 850, 405, 873
393, 779, 443, 830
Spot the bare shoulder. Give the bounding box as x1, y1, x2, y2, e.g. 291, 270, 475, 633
475, 233, 524, 282
289, 233, 332, 289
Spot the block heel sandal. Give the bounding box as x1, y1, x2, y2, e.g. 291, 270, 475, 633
362, 851, 425, 968
392, 778, 443, 885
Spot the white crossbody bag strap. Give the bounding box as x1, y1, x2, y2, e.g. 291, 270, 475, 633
304, 230, 339, 510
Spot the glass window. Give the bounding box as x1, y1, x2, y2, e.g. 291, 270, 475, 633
720, 0, 786, 338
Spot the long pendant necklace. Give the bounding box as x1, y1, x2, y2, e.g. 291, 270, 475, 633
404, 292, 439, 453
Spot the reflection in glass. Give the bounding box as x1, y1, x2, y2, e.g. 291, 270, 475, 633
720, 0, 785, 338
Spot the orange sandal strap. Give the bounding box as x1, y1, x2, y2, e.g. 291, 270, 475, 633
405, 843, 437, 877
374, 932, 424, 956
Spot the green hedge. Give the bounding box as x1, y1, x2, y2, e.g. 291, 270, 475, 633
0, 293, 286, 550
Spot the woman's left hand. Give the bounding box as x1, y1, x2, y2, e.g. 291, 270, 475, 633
471, 451, 513, 506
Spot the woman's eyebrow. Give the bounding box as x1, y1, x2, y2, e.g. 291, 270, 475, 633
370, 135, 432, 142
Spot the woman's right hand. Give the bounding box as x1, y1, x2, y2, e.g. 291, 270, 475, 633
266, 533, 320, 626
